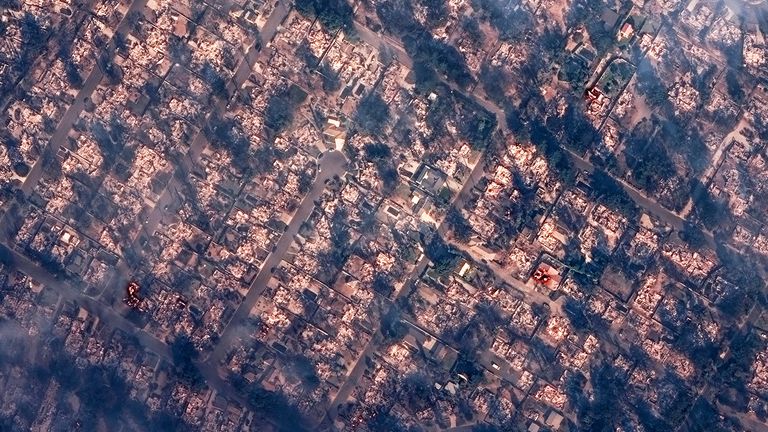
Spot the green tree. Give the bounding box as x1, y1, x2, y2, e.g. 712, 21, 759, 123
295, 0, 354, 31
425, 235, 457, 275
355, 93, 390, 136
170, 334, 205, 389
446, 207, 472, 242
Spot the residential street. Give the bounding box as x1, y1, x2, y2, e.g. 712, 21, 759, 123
0, 1, 753, 429
18, 0, 151, 197
327, 144, 487, 421
0, 0, 297, 416
0, 242, 170, 358
205, 150, 348, 366
351, 18, 704, 241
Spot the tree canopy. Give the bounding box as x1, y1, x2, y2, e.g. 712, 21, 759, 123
355, 93, 390, 135
295, 0, 354, 32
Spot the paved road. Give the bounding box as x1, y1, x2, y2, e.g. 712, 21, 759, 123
204, 150, 348, 366
563, 148, 687, 228
257, 1, 290, 54
0, 0, 150, 242
0, 0, 329, 414
680, 119, 746, 218
1, 0, 151, 245
352, 21, 704, 240
327, 148, 487, 421
0, 242, 170, 358
119, 0, 292, 281
448, 239, 563, 313
230, 1, 290, 107
325, 149, 542, 423
0, 0, 295, 406
1, 4, 731, 427
0, 237, 256, 414
306, 16, 745, 432
353, 21, 413, 69
17, 0, 150, 197
136, 2, 290, 237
